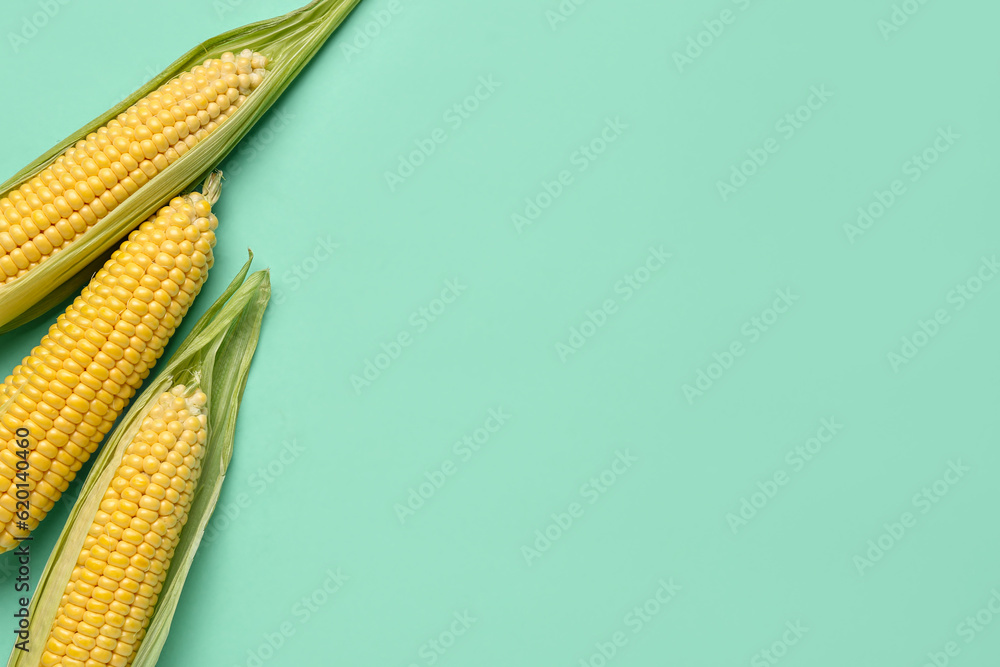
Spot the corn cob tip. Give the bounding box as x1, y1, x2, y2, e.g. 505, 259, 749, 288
219, 49, 269, 93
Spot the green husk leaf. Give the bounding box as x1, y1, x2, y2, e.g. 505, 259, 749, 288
0, 0, 360, 331
7, 258, 271, 667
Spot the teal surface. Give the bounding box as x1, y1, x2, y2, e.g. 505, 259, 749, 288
1, 0, 1000, 665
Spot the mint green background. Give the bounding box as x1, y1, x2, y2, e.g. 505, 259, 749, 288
2, 0, 1000, 665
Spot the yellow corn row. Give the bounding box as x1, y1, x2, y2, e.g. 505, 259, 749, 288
39, 385, 208, 667
0, 51, 265, 285
0, 178, 221, 552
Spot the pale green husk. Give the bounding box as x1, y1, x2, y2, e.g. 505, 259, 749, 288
0, 0, 360, 333
7, 258, 271, 667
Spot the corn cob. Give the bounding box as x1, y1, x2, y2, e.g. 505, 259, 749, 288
7, 264, 270, 667
38, 385, 207, 667
0, 51, 264, 286
0, 174, 223, 552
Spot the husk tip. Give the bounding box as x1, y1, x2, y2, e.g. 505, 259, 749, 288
202, 171, 223, 205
